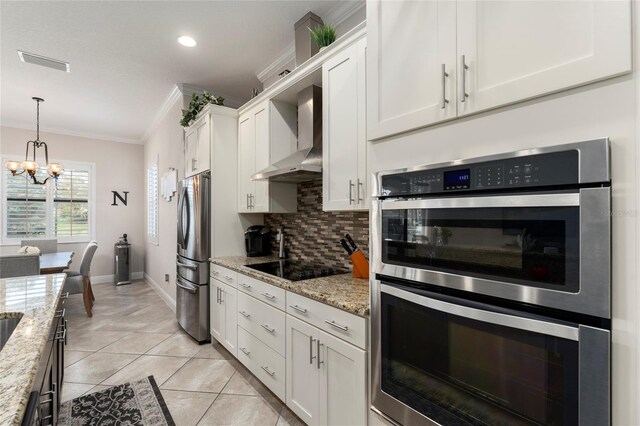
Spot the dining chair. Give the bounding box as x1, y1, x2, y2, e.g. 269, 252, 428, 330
20, 238, 58, 254
64, 242, 98, 317
0, 254, 40, 278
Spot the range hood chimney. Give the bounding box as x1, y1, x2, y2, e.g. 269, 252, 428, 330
251, 85, 322, 183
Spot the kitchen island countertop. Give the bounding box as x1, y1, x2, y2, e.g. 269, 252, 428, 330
0, 274, 66, 426
212, 256, 370, 317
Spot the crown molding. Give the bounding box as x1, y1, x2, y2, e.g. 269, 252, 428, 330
324, 0, 365, 28
1, 122, 143, 145
141, 84, 184, 143
177, 83, 245, 109
255, 41, 296, 83
254, 0, 365, 85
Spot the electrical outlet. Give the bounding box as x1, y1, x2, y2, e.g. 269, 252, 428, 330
164, 274, 169, 282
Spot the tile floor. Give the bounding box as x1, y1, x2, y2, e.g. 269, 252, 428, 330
62, 280, 304, 426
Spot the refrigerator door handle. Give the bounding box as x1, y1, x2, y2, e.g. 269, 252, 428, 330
183, 189, 191, 248
177, 186, 187, 248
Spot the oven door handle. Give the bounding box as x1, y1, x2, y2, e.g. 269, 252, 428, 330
381, 283, 579, 341
381, 192, 580, 210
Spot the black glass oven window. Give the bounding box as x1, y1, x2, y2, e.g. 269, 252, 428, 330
381, 292, 579, 425
382, 206, 579, 291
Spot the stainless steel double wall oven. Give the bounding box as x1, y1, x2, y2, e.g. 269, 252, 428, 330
371, 139, 612, 426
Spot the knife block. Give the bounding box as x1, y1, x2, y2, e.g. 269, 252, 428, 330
350, 251, 369, 279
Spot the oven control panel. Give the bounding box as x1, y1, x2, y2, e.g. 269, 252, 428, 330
380, 150, 579, 197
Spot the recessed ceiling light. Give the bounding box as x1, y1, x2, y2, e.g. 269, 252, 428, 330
17, 50, 70, 72
178, 36, 197, 47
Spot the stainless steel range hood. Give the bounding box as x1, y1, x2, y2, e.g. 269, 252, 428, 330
251, 85, 322, 183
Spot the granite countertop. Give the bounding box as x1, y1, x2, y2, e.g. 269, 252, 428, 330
212, 256, 370, 317
0, 274, 66, 426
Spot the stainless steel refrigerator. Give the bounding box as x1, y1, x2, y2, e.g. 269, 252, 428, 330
176, 172, 210, 342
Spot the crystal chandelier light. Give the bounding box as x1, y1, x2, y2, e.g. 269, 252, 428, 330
5, 97, 64, 184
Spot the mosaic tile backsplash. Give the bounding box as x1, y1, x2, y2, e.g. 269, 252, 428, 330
263, 180, 369, 271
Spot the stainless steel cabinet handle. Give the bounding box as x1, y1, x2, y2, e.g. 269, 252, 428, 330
441, 63, 449, 109
223, 275, 233, 281
239, 282, 252, 289
41, 383, 57, 397
177, 262, 197, 270
249, 193, 254, 209
61, 292, 69, 300
461, 55, 469, 103
192, 158, 197, 171
55, 308, 65, 318
317, 340, 323, 369
212, 270, 219, 276
219, 288, 224, 304
261, 292, 275, 300
55, 327, 67, 344
324, 320, 349, 331
357, 179, 364, 204
246, 193, 250, 209
309, 335, 316, 364
349, 179, 354, 204
261, 324, 275, 334
239, 310, 251, 318
239, 347, 250, 356
261, 366, 276, 376
289, 305, 307, 314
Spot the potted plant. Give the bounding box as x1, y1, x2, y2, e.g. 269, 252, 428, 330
309, 24, 336, 51
180, 91, 225, 127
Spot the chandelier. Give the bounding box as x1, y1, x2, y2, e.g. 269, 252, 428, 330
5, 97, 64, 185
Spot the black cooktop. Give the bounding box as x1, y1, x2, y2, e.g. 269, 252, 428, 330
245, 260, 347, 282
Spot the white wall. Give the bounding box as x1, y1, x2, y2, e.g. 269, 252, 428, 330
262, 5, 366, 89
142, 92, 188, 306
369, 73, 638, 425
0, 126, 145, 279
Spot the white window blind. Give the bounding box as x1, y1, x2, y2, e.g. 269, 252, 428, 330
147, 158, 159, 244
3, 160, 94, 244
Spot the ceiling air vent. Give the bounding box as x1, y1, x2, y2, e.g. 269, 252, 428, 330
17, 50, 70, 72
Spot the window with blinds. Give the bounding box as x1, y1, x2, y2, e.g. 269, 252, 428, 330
2, 160, 94, 243
147, 158, 159, 244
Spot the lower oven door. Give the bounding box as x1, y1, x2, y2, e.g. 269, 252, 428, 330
371, 281, 610, 426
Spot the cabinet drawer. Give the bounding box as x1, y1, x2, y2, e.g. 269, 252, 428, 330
211, 264, 237, 288
286, 292, 367, 349
237, 274, 286, 311
237, 291, 286, 356
237, 326, 286, 400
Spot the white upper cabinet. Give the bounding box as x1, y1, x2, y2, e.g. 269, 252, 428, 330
323, 37, 369, 211
367, 0, 631, 140
367, 0, 456, 141
457, 0, 632, 115
237, 101, 297, 213
184, 113, 211, 177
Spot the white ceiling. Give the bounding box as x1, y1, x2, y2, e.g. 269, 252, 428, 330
0, 0, 342, 144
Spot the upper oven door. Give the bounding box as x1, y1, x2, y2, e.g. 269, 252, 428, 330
374, 187, 610, 318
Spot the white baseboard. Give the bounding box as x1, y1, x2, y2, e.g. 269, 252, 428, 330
91, 272, 144, 285
144, 273, 176, 312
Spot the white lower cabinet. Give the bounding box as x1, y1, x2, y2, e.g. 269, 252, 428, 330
237, 325, 286, 400
286, 315, 367, 426
210, 279, 237, 357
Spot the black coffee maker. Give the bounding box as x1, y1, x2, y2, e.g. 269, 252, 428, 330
245, 225, 272, 257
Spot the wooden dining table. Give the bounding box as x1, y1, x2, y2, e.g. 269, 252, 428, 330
40, 251, 75, 274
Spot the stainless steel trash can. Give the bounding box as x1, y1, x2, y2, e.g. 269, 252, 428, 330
114, 240, 131, 286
